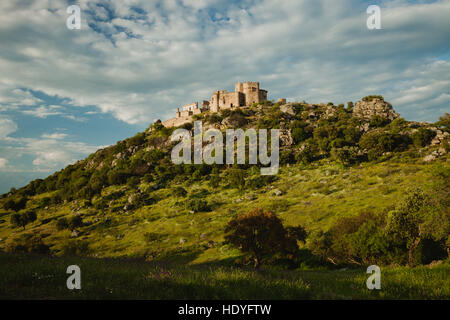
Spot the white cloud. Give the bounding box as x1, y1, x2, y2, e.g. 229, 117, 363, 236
22, 105, 64, 118
0, 118, 18, 138
0, 0, 448, 125
0, 158, 7, 168
41, 132, 68, 139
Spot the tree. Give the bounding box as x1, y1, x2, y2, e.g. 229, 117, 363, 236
435, 113, 450, 132
225, 208, 303, 270
386, 189, 428, 266
4, 197, 27, 212
10, 211, 36, 230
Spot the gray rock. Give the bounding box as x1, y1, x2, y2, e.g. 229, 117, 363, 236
353, 98, 399, 121
71, 230, 81, 238
273, 189, 283, 196
280, 103, 296, 116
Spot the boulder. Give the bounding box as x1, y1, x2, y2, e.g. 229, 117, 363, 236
353, 97, 399, 121
280, 103, 296, 116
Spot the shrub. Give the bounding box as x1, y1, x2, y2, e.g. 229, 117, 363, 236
209, 174, 220, 188
126, 132, 145, 148
411, 128, 436, 147
362, 95, 384, 102
61, 240, 90, 256
229, 168, 246, 190
359, 131, 405, 155
68, 215, 83, 231
245, 175, 275, 189
172, 186, 187, 197
107, 170, 130, 185
369, 115, 389, 128
56, 218, 69, 230
330, 146, 359, 166
291, 127, 308, 144
127, 176, 141, 189
186, 199, 210, 212
5, 234, 50, 254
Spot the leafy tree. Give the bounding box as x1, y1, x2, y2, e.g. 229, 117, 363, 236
386, 189, 430, 266
4, 197, 27, 212
10, 211, 36, 230
225, 208, 303, 270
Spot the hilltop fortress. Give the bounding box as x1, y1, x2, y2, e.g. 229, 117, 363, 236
163, 81, 268, 127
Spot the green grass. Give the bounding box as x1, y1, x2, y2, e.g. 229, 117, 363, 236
0, 253, 448, 299
0, 161, 443, 263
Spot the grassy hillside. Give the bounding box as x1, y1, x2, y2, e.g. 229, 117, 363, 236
0, 161, 445, 263
0, 99, 448, 266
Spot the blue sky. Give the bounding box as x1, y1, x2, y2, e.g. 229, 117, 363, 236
0, 0, 449, 193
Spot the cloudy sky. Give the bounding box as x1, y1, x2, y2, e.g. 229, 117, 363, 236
0, 0, 449, 193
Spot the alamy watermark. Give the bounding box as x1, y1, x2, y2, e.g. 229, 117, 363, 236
367, 5, 381, 30
366, 265, 381, 290
66, 5, 81, 30
170, 121, 279, 175
66, 265, 81, 290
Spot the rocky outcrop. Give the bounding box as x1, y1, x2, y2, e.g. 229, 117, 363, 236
353, 97, 399, 121
279, 103, 296, 116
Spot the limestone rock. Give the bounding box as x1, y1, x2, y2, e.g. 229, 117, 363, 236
273, 189, 283, 196
280, 103, 296, 116
280, 129, 294, 146
71, 230, 81, 238
353, 97, 399, 121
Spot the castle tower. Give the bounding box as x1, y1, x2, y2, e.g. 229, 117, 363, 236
242, 81, 260, 106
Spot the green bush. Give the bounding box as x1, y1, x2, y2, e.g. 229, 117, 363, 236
172, 186, 187, 197
411, 128, 436, 147
186, 199, 211, 212
10, 211, 36, 230
68, 216, 83, 231
5, 234, 50, 254
61, 240, 90, 256
228, 169, 246, 190
56, 218, 69, 230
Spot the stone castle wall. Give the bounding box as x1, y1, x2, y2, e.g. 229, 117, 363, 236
162, 81, 268, 128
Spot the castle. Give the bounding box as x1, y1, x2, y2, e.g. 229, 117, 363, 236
162, 81, 268, 127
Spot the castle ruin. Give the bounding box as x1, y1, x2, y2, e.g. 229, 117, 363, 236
162, 81, 268, 127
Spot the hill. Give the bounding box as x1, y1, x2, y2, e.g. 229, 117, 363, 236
0, 96, 449, 267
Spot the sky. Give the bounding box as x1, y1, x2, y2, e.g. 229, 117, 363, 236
0, 0, 449, 194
